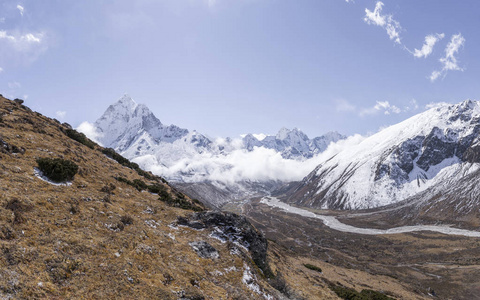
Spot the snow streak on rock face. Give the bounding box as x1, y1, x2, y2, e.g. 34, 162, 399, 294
290, 100, 480, 210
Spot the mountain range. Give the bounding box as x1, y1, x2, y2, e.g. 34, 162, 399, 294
82, 95, 480, 227
92, 94, 344, 162
82, 95, 345, 207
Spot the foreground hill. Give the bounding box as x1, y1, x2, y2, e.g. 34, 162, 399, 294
0, 95, 349, 299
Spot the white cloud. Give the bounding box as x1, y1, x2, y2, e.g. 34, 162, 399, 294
0, 30, 47, 65
0, 18, 5, 23
404, 99, 419, 111
17, 5, 24, 16
364, 1, 402, 44
0, 67, 3, 73
430, 33, 465, 82
56, 111, 66, 119
134, 134, 365, 185
76, 122, 104, 145
359, 100, 401, 116
425, 102, 448, 110
335, 99, 356, 112
413, 33, 444, 58
8, 81, 21, 89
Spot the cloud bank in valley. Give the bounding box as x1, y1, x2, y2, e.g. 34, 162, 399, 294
131, 135, 365, 184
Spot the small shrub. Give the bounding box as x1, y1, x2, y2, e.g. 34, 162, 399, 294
304, 263, 322, 273
132, 179, 147, 191
120, 215, 134, 226
100, 183, 116, 194
159, 195, 204, 212
69, 204, 79, 214
147, 183, 165, 194
329, 284, 394, 300
36, 157, 79, 182
65, 129, 96, 149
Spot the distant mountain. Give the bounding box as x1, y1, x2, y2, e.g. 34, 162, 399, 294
284, 100, 480, 211
94, 94, 189, 154
90, 94, 344, 175
243, 128, 345, 159
84, 95, 345, 208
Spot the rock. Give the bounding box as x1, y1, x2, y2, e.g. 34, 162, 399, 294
179, 211, 273, 277
189, 241, 219, 259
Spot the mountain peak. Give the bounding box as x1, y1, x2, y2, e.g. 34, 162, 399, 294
114, 94, 137, 110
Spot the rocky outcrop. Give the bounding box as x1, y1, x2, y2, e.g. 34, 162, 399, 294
178, 211, 273, 277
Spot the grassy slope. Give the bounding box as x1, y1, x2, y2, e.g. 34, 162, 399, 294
0, 96, 291, 299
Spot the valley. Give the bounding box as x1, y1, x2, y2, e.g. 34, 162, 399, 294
242, 197, 480, 300
76, 95, 480, 299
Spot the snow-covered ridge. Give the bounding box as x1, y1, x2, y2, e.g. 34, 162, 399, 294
288, 99, 480, 210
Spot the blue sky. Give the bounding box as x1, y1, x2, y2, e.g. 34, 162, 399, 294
0, 0, 478, 138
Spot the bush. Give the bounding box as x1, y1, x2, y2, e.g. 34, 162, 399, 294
147, 183, 165, 194
304, 264, 322, 273
36, 157, 78, 182
65, 129, 96, 149
132, 179, 148, 191
120, 215, 134, 226
329, 284, 394, 300
159, 195, 204, 212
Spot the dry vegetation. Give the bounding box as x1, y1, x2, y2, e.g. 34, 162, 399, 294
0, 95, 318, 299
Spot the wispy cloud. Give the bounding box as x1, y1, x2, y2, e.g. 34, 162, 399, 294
413, 33, 444, 58
0, 29, 48, 66
0, 67, 3, 73
17, 5, 24, 17
425, 102, 448, 110
404, 99, 419, 111
207, 0, 216, 7
360, 101, 401, 116
56, 111, 66, 119
430, 33, 465, 82
335, 99, 356, 112
77, 122, 104, 145
364, 1, 401, 44
8, 81, 21, 89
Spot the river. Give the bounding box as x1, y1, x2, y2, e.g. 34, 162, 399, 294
260, 197, 480, 238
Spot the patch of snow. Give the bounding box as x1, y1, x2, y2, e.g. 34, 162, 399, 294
34, 167, 72, 186
145, 219, 160, 229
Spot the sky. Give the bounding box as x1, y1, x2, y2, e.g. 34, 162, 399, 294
0, 0, 479, 139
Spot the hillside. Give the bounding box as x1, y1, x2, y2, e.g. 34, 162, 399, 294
0, 95, 347, 299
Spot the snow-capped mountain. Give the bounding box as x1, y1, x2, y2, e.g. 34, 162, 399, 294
285, 100, 480, 210
94, 94, 189, 153
244, 128, 345, 159
82, 95, 345, 207
90, 95, 344, 169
